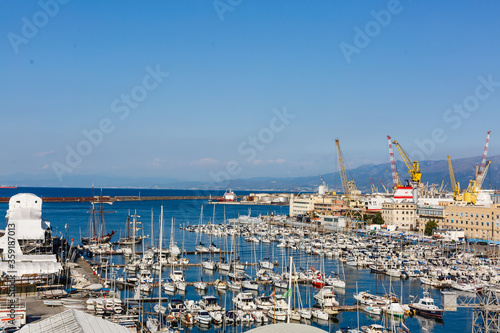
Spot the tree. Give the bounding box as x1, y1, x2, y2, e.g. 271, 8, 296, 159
424, 219, 438, 236
372, 212, 384, 225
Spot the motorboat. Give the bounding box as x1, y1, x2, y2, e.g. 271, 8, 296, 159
232, 292, 257, 311
409, 292, 444, 319
267, 305, 287, 321
199, 296, 221, 311
313, 286, 339, 307
195, 310, 212, 325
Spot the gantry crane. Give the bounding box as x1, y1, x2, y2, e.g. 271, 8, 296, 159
392, 139, 422, 186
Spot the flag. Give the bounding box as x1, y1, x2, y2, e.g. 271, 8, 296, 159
283, 288, 291, 298
270, 291, 275, 297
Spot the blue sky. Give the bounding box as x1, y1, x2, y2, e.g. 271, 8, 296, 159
1, 0, 500, 184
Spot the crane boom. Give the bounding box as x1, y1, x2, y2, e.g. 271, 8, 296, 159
478, 131, 491, 176
476, 160, 491, 191
380, 179, 389, 194
370, 177, 378, 194
387, 135, 399, 189
335, 139, 351, 200
392, 140, 421, 185
447, 155, 461, 201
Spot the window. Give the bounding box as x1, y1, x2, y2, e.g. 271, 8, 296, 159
487, 223, 490, 226
461, 213, 463, 217
466, 213, 469, 217
487, 215, 490, 219
482, 222, 484, 226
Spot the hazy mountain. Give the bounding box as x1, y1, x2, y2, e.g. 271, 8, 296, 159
182, 155, 500, 192
1, 155, 498, 192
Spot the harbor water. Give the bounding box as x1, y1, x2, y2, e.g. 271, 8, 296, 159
0, 187, 473, 333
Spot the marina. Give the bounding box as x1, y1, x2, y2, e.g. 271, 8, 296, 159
0, 187, 495, 333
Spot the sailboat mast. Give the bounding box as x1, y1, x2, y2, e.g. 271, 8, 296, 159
126, 211, 130, 239
151, 208, 154, 248
92, 185, 96, 238
158, 206, 163, 319
100, 188, 104, 238
287, 256, 293, 323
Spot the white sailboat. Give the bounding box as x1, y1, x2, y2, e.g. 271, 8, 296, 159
152, 207, 166, 326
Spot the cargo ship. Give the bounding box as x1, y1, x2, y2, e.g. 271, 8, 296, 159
217, 189, 237, 202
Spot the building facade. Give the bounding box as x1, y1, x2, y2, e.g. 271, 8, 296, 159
289, 194, 315, 216
381, 202, 417, 231
416, 206, 445, 233
442, 204, 500, 242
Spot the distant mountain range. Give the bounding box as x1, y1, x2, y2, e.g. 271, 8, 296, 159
175, 154, 500, 192
2, 155, 499, 192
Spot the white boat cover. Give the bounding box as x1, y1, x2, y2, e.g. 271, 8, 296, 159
18, 309, 130, 333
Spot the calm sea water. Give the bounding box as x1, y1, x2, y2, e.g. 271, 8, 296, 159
0, 187, 472, 333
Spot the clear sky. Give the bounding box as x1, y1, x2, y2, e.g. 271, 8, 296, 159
1, 0, 500, 185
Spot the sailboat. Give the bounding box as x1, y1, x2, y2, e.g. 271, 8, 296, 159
153, 206, 167, 315
81, 187, 116, 245
117, 211, 148, 245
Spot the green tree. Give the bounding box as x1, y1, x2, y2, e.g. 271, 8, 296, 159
424, 219, 438, 236
372, 212, 384, 225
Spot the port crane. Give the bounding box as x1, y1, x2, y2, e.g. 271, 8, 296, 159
369, 177, 378, 194
391, 139, 422, 186
335, 139, 362, 218
439, 177, 445, 192
319, 174, 329, 192
386, 135, 402, 190
464, 131, 492, 204
447, 131, 492, 204
380, 179, 390, 194
447, 155, 462, 201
